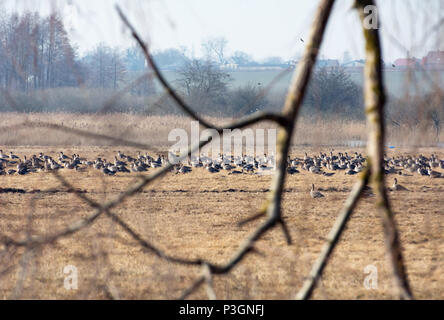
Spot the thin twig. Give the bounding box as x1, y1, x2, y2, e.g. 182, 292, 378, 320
116, 5, 289, 130
296, 169, 370, 299
203, 264, 216, 300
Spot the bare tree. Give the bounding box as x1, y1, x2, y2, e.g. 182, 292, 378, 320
81, 43, 126, 89
305, 67, 363, 118
231, 51, 253, 65
176, 59, 231, 113
201, 36, 228, 65
0, 12, 77, 91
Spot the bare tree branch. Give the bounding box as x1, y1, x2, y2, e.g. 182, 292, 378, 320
115, 5, 289, 130
179, 275, 205, 300
296, 169, 370, 299
355, 0, 413, 299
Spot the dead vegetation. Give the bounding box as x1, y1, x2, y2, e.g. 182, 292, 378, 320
1, 112, 443, 148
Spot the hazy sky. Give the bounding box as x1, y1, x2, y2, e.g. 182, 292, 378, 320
3, 0, 444, 62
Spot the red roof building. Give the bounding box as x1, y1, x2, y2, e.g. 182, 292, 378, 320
393, 58, 418, 68
422, 51, 444, 69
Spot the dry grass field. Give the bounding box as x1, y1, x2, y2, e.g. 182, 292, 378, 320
1, 112, 443, 148
2, 0, 444, 303
0, 145, 442, 299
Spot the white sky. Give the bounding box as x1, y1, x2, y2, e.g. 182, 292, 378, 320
3, 0, 444, 62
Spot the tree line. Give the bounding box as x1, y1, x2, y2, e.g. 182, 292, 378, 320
0, 11, 156, 94
0, 11, 368, 118
0, 11, 296, 93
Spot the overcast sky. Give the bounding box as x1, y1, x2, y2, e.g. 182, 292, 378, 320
3, 0, 444, 62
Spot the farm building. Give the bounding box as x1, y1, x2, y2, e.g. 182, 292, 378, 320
421, 51, 444, 69
393, 57, 420, 68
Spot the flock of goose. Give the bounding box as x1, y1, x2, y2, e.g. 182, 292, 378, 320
0, 149, 443, 197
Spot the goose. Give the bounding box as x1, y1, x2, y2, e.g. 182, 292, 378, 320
286, 166, 299, 174
102, 167, 116, 176
291, 158, 301, 167
59, 151, 70, 161
242, 164, 255, 173
222, 162, 234, 170
206, 164, 219, 173
309, 164, 322, 174
16, 159, 26, 170
93, 161, 103, 170
50, 161, 62, 170
150, 161, 161, 168
126, 155, 136, 162
385, 165, 397, 174
0, 150, 8, 159
310, 184, 324, 198
7, 169, 16, 175
345, 169, 357, 175
9, 152, 19, 159
429, 160, 439, 168
392, 178, 408, 191
31, 156, 44, 169
132, 163, 147, 172
191, 158, 203, 168
65, 162, 77, 170
338, 160, 347, 170
178, 164, 192, 174
114, 156, 126, 167
228, 168, 243, 175
323, 172, 335, 177
118, 165, 131, 173
84, 160, 94, 167
212, 162, 223, 170
427, 168, 442, 178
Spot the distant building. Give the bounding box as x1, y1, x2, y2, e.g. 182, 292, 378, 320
342, 60, 365, 68
220, 63, 238, 70
237, 66, 284, 71
421, 51, 444, 69
286, 60, 298, 68
341, 59, 365, 72
316, 59, 340, 69
393, 57, 419, 68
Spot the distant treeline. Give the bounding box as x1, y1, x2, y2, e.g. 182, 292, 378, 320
0, 11, 179, 94
0, 11, 363, 118
0, 11, 284, 96
0, 11, 442, 133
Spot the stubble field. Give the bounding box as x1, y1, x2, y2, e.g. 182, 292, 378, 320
0, 146, 442, 299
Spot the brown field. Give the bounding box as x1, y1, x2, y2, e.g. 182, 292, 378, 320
0, 145, 442, 300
